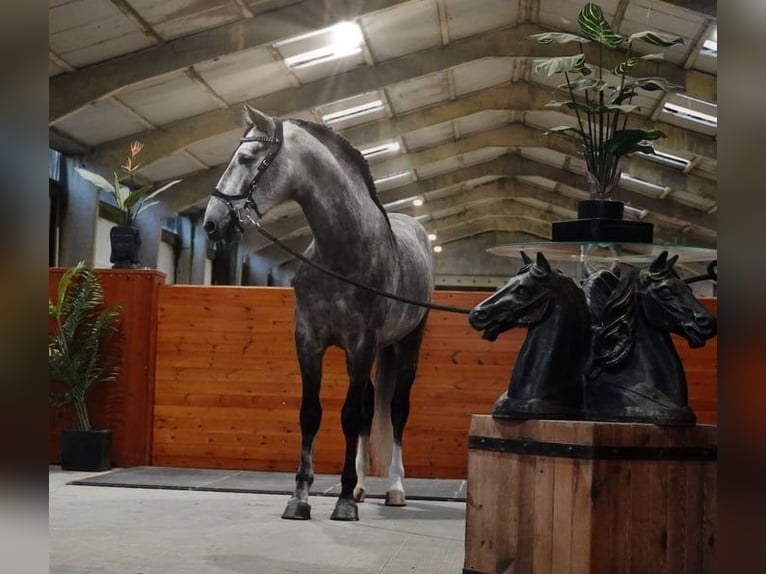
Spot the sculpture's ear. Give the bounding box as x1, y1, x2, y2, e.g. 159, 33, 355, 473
242, 104, 275, 134
520, 251, 533, 265
535, 251, 551, 274
649, 250, 668, 273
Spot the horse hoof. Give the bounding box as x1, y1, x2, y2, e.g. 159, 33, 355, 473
385, 490, 406, 507
281, 498, 311, 520
330, 499, 359, 521
353, 486, 366, 503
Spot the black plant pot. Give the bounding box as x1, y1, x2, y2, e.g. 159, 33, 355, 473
552, 200, 653, 243
61, 429, 112, 471
577, 200, 625, 220
110, 225, 141, 269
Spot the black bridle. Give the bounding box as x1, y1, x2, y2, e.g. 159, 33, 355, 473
210, 118, 284, 232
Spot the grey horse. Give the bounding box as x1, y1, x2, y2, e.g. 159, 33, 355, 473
203, 105, 434, 521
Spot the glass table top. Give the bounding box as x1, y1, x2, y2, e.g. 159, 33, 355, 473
487, 241, 717, 264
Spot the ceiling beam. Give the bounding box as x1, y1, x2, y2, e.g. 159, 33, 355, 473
251, 177, 710, 266
50, 0, 410, 123
167, 146, 715, 234
84, 24, 714, 169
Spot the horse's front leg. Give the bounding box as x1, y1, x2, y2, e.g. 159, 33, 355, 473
282, 330, 325, 520
354, 378, 374, 503
331, 345, 375, 521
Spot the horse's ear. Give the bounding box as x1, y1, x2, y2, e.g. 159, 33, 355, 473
535, 251, 551, 274
649, 250, 668, 273
667, 254, 679, 268
520, 251, 533, 265
242, 104, 274, 134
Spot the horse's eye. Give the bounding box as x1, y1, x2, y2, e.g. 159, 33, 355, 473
238, 154, 255, 165
658, 285, 673, 299
515, 286, 529, 299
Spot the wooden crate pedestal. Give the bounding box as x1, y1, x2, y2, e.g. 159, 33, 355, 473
464, 415, 716, 574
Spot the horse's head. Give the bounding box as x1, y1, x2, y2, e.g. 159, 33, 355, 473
469, 251, 557, 341
203, 105, 292, 242
637, 251, 717, 348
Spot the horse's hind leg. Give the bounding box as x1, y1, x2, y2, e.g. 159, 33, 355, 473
354, 379, 374, 502
387, 314, 429, 507
331, 344, 375, 521
282, 333, 325, 520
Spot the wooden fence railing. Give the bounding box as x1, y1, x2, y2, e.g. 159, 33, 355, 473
152, 286, 717, 479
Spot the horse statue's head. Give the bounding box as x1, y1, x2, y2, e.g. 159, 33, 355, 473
469, 251, 569, 341
203, 105, 293, 242
637, 250, 717, 348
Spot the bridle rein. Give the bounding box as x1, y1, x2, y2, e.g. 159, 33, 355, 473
210, 118, 284, 232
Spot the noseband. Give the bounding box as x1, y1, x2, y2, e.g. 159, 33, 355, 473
210, 118, 284, 231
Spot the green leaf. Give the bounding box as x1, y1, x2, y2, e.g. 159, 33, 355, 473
117, 184, 131, 208
529, 32, 590, 45
534, 54, 590, 77
610, 53, 664, 75
628, 30, 685, 47
75, 168, 115, 194
578, 3, 623, 48
544, 100, 595, 115
123, 185, 153, 211
605, 129, 667, 157
144, 179, 182, 202
546, 126, 590, 143
559, 77, 608, 92
134, 200, 161, 220
604, 104, 640, 114
624, 77, 683, 92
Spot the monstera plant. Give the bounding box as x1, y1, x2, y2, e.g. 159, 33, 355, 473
75, 142, 181, 268
531, 3, 685, 202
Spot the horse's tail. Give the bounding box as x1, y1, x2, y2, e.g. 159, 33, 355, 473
370, 345, 396, 476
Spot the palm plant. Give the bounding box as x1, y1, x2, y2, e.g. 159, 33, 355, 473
75, 141, 181, 226
49, 262, 121, 430
531, 3, 685, 200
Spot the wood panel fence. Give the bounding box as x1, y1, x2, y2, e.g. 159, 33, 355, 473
153, 287, 717, 479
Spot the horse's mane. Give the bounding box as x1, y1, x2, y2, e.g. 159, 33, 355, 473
290, 119, 392, 230
584, 263, 638, 374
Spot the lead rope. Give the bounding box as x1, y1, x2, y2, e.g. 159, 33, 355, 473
244, 216, 473, 315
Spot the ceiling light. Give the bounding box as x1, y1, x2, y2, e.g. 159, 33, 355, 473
373, 171, 410, 185
428, 233, 437, 241
701, 26, 717, 57
621, 173, 666, 194
322, 99, 384, 124
433, 245, 442, 253
361, 140, 400, 159
663, 99, 717, 127
277, 21, 363, 70
637, 149, 690, 169
412, 197, 424, 207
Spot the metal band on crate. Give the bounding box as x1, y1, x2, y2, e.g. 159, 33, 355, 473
467, 435, 717, 461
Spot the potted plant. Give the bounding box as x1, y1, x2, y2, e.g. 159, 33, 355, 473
75, 142, 181, 268
531, 2, 684, 241
49, 262, 121, 471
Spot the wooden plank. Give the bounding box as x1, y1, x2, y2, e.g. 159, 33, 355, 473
149, 286, 717, 477
701, 458, 716, 573
647, 428, 671, 574
589, 424, 614, 574
610, 424, 634, 574
550, 422, 576, 574
628, 424, 654, 574
569, 423, 594, 574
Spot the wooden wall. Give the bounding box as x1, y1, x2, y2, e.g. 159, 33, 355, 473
49, 269, 164, 467
153, 287, 717, 479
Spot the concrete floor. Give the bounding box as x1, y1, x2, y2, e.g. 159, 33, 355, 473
50, 468, 466, 574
